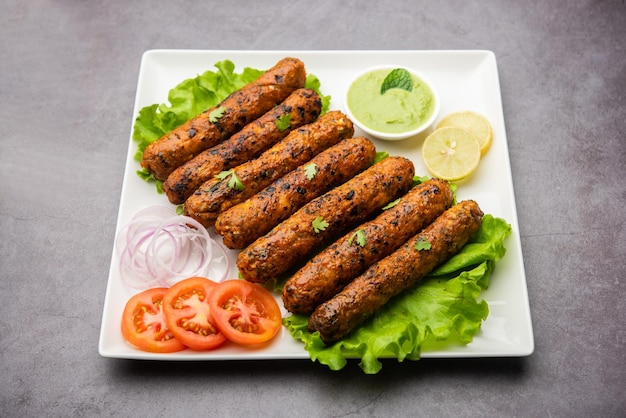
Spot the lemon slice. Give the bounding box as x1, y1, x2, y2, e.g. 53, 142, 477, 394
422, 126, 481, 181
437, 111, 493, 155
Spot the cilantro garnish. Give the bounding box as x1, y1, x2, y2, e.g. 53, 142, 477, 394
348, 229, 367, 247
413, 236, 432, 251
215, 169, 244, 191
312, 216, 329, 233
380, 68, 413, 94
209, 106, 227, 123
382, 198, 400, 210
276, 114, 292, 131
303, 163, 319, 180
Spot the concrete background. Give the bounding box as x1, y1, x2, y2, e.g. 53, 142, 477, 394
1, 0, 624, 416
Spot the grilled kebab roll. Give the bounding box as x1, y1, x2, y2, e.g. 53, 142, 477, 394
282, 178, 454, 314
308, 200, 484, 344
163, 88, 322, 204
215, 136, 377, 249
237, 156, 415, 284
141, 57, 306, 181
184, 110, 354, 227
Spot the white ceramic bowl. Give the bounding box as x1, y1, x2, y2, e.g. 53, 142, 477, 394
344, 65, 440, 141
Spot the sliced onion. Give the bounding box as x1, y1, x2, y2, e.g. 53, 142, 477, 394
116, 205, 230, 289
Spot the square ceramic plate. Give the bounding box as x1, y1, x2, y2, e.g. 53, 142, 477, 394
99, 50, 534, 360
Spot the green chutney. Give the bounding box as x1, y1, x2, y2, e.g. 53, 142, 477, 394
347, 68, 436, 134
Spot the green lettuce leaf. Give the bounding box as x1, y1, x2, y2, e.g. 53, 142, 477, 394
304, 73, 331, 114
283, 215, 512, 374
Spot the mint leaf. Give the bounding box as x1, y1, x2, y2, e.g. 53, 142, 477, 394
303, 163, 319, 180
380, 68, 413, 95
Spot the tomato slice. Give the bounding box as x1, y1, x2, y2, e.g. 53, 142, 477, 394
208, 279, 282, 345
162, 277, 227, 351
121, 288, 186, 353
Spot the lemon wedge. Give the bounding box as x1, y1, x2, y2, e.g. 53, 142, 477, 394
422, 126, 481, 181
437, 111, 493, 156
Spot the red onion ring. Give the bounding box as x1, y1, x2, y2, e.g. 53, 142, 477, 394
116, 205, 231, 289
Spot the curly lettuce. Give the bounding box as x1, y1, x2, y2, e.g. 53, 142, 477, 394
283, 215, 512, 374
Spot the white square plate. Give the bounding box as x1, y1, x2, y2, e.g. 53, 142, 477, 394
99, 50, 534, 360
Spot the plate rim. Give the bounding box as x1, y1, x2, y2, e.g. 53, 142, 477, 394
98, 49, 534, 361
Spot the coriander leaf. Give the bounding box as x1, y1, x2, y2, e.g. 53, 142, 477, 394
312, 216, 329, 233
209, 106, 227, 122
228, 174, 244, 191
382, 198, 400, 210
276, 114, 292, 131
303, 163, 319, 180
214, 170, 231, 180
380, 68, 413, 94
348, 229, 367, 247
414, 237, 432, 251
215, 169, 244, 191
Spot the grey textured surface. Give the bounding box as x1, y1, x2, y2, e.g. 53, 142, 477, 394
1, 0, 625, 417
